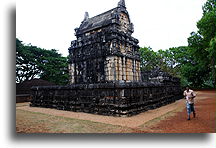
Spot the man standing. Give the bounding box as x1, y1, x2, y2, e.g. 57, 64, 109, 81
183, 86, 196, 120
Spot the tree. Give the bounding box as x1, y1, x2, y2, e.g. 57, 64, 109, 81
139, 0, 215, 88
139, 47, 159, 71
16, 39, 42, 83
139, 46, 179, 79
39, 55, 69, 85
16, 38, 69, 85
157, 49, 178, 76
187, 0, 216, 88
158, 47, 189, 78
202, 0, 216, 16
208, 37, 216, 87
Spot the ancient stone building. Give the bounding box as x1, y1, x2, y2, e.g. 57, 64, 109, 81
30, 0, 183, 117
68, 0, 141, 84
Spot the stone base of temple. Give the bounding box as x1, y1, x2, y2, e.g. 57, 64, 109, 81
30, 82, 183, 117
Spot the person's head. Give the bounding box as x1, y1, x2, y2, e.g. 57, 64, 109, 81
186, 86, 189, 91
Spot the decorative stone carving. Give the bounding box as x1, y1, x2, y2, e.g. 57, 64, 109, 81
118, 0, 126, 8
30, 0, 183, 117
68, 0, 140, 84
83, 12, 89, 21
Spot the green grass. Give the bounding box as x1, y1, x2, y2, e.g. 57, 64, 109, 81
16, 109, 133, 133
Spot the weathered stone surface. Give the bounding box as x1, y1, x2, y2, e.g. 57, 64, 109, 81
68, 0, 140, 84
30, 0, 183, 117
31, 80, 182, 117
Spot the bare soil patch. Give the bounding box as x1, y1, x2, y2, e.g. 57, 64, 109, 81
137, 90, 216, 133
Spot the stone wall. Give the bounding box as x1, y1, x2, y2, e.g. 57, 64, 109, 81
68, 4, 141, 84
16, 94, 32, 103
105, 56, 141, 82
31, 82, 183, 117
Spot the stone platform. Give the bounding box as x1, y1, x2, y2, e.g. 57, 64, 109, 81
30, 82, 183, 117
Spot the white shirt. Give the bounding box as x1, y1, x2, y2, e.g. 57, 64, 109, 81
183, 89, 196, 104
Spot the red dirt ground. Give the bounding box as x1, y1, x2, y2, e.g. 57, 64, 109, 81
139, 90, 216, 133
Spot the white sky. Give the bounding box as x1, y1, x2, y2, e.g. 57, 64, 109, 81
17, 0, 206, 56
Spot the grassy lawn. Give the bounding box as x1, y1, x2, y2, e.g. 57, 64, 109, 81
16, 109, 133, 133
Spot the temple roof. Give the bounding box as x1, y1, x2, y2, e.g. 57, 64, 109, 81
75, 0, 128, 35
76, 8, 116, 35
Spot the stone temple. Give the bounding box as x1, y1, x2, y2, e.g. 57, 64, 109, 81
68, 0, 141, 84
30, 0, 183, 117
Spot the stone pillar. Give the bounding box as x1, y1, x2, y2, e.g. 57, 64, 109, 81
115, 57, 119, 81
83, 61, 87, 83
113, 56, 117, 81
105, 57, 111, 81
122, 57, 126, 81
133, 60, 136, 81
68, 64, 75, 84
118, 57, 123, 80
137, 61, 141, 81
126, 58, 129, 81
126, 59, 133, 81
129, 59, 133, 81
105, 56, 117, 81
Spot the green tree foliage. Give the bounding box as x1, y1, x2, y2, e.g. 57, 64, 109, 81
140, 46, 189, 79
139, 47, 159, 71
16, 38, 69, 85
208, 37, 216, 87
16, 39, 41, 83
139, 0, 215, 88
157, 49, 180, 77
202, 0, 216, 14
187, 0, 216, 88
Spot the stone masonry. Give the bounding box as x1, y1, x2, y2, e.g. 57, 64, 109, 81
30, 0, 183, 117
68, 0, 141, 84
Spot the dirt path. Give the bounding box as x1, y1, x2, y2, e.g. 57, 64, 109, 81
138, 90, 216, 133
16, 90, 215, 133
17, 99, 186, 128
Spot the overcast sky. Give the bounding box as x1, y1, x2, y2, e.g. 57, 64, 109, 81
17, 0, 206, 56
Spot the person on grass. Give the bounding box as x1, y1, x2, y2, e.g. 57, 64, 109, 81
183, 86, 196, 120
